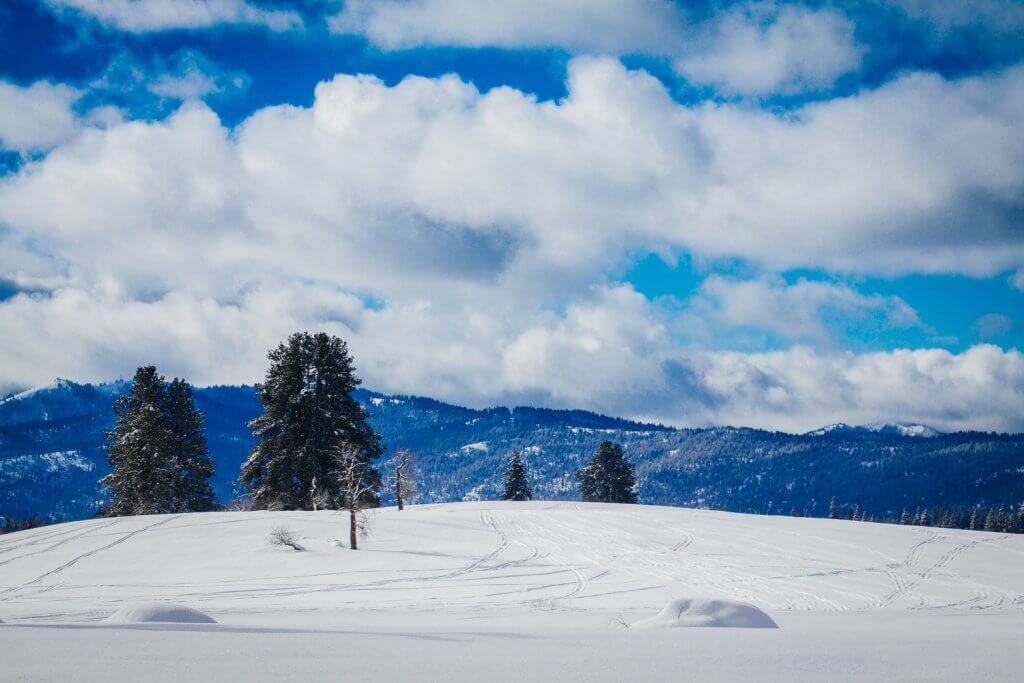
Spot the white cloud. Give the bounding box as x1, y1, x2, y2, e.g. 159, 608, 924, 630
86, 50, 249, 112
0, 81, 81, 152
4, 284, 1020, 433
1, 61, 1023, 430
972, 313, 1013, 339
148, 69, 220, 100
45, 0, 303, 33
329, 0, 686, 53
5, 58, 1020, 296
886, 0, 1024, 32
688, 344, 1024, 433
330, 0, 861, 95
674, 2, 863, 95
682, 276, 922, 345
498, 291, 1024, 432
491, 288, 1023, 434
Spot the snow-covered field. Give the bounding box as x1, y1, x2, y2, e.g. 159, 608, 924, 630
1, 502, 1023, 681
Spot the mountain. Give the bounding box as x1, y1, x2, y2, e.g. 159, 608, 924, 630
805, 422, 940, 438
1, 380, 1022, 522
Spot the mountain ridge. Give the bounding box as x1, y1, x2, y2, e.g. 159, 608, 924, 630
1, 379, 1022, 522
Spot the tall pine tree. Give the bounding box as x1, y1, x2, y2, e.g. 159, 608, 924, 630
241, 332, 383, 510
576, 440, 637, 504
165, 379, 217, 512
101, 366, 173, 516
501, 450, 533, 501
101, 368, 219, 516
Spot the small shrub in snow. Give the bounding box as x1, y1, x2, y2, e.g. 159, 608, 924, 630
268, 527, 303, 551
225, 496, 254, 512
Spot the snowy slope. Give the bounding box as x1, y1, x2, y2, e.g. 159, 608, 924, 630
1, 503, 1023, 680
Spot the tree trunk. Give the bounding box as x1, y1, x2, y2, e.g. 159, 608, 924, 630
349, 504, 357, 550
396, 471, 404, 511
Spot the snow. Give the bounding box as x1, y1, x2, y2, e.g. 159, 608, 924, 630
458, 441, 489, 454
0, 450, 93, 474
632, 597, 778, 629
106, 603, 217, 624
806, 422, 940, 437
1, 502, 1022, 680
867, 422, 939, 437
806, 422, 852, 435
0, 379, 71, 404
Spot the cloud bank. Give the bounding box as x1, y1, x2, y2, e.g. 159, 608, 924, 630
0, 58, 1022, 430
331, 0, 863, 96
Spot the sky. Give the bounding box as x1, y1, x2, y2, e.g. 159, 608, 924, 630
0, 0, 1023, 433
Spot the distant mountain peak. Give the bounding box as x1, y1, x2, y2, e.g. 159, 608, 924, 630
865, 422, 940, 438
2, 378, 76, 404
806, 422, 941, 438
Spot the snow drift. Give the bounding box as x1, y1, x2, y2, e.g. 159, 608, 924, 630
106, 603, 216, 625
633, 597, 778, 629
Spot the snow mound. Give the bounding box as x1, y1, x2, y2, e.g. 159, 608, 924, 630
633, 597, 778, 629
106, 603, 216, 625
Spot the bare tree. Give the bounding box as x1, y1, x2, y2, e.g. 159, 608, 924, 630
268, 526, 303, 551
335, 445, 375, 550
310, 476, 330, 511
394, 449, 418, 511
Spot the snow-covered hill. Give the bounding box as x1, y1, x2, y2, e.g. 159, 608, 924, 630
1, 503, 1022, 680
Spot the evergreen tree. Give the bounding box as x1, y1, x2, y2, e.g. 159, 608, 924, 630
241, 332, 383, 510
164, 379, 217, 512
501, 451, 533, 501
828, 497, 839, 519
576, 440, 637, 504
101, 366, 173, 516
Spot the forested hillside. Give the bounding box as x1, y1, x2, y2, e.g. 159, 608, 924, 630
1, 380, 1022, 521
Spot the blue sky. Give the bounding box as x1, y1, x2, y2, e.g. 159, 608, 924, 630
0, 1, 1023, 432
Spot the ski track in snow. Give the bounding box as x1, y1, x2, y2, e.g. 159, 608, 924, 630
1, 515, 182, 599
0, 503, 1021, 622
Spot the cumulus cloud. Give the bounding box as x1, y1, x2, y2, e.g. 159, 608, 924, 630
3, 283, 1021, 433
686, 344, 1024, 433
0, 80, 82, 152
681, 276, 922, 346
4, 59, 1021, 295
1, 60, 1022, 430
329, 0, 686, 53
674, 2, 863, 95
330, 0, 861, 95
495, 290, 1024, 432
45, 0, 303, 33
0, 53, 244, 157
